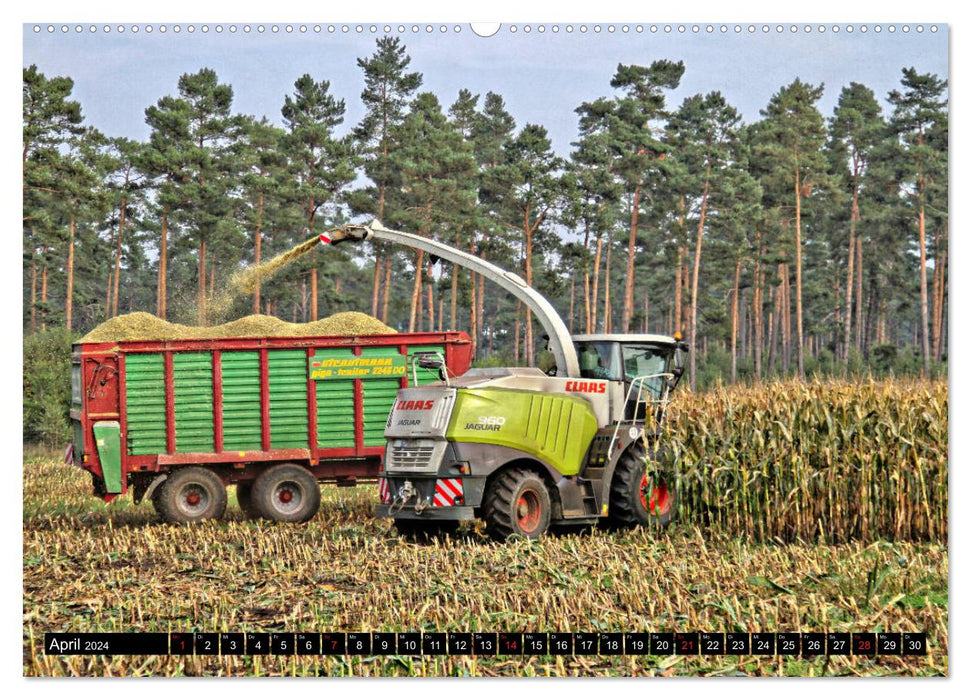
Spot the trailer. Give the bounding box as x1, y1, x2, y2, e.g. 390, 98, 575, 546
68, 331, 472, 523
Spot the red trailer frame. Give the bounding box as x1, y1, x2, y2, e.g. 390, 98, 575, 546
70, 332, 472, 503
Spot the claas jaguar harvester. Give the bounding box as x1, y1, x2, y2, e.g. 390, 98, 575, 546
325, 221, 688, 540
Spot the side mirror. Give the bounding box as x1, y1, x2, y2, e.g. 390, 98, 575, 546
416, 354, 444, 371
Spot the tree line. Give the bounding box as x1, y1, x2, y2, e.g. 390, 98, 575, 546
23, 38, 948, 388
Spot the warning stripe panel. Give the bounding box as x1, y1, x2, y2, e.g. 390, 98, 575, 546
432, 478, 464, 507
378, 477, 391, 505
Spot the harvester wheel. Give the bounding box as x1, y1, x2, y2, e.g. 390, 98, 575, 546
235, 482, 261, 519
155, 467, 228, 524
393, 519, 460, 542
609, 441, 677, 528
483, 467, 551, 541
251, 464, 321, 523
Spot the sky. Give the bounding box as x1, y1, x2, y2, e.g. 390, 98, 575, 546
22, 22, 948, 157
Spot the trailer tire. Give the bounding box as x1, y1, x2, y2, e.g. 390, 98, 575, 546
235, 483, 261, 519
609, 441, 677, 528
251, 464, 321, 523
483, 467, 551, 541
155, 467, 228, 524
393, 519, 460, 542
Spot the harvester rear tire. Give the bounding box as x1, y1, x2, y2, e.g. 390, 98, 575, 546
609, 441, 677, 528
251, 464, 321, 523
235, 483, 261, 519
156, 467, 228, 524
393, 519, 460, 542
483, 467, 551, 541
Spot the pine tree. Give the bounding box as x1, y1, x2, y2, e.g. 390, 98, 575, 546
607, 61, 684, 333
238, 116, 287, 313
282, 74, 357, 320
391, 93, 476, 333
492, 124, 563, 365
352, 37, 423, 320
888, 68, 947, 374
572, 97, 624, 334
828, 83, 884, 360
667, 91, 753, 388
757, 79, 828, 378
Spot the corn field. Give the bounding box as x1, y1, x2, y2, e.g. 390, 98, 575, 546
666, 379, 948, 543
23, 379, 948, 677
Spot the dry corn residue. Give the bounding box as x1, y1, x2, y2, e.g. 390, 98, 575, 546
80, 311, 396, 342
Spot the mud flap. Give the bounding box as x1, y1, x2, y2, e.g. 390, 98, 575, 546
92, 421, 123, 494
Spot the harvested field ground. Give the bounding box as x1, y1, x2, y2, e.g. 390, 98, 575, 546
24, 456, 947, 677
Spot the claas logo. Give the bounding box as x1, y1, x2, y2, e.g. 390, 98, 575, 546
396, 399, 435, 411
565, 381, 607, 394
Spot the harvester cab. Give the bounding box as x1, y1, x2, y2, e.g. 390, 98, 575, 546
326, 220, 688, 540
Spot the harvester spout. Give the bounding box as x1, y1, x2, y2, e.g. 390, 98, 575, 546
322, 219, 581, 377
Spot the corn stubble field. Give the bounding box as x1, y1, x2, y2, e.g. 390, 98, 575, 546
23, 379, 948, 677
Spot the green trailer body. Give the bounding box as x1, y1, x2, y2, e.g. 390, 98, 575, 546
68, 332, 473, 512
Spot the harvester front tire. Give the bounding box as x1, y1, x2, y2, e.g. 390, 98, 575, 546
251, 464, 321, 523
156, 467, 228, 524
609, 441, 677, 528
483, 467, 551, 541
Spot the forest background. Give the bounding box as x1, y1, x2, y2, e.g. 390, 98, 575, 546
22, 24, 949, 446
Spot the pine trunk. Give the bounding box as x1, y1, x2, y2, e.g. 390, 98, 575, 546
105, 267, 112, 319
674, 246, 683, 336
794, 168, 805, 378
689, 169, 710, 390
65, 216, 75, 330
569, 276, 576, 334
603, 234, 613, 333
753, 230, 763, 380
591, 234, 603, 332
30, 248, 37, 333
113, 196, 127, 318
426, 265, 434, 332
253, 193, 263, 314
198, 238, 207, 325
583, 223, 592, 334
934, 225, 947, 361
524, 207, 534, 366
621, 186, 641, 332
918, 200, 930, 374
469, 240, 478, 358
408, 250, 424, 333
381, 255, 393, 323
41, 260, 48, 331
158, 208, 169, 320
767, 285, 778, 374
514, 300, 522, 365
731, 258, 741, 383
476, 259, 485, 351
311, 266, 318, 321
843, 177, 859, 361
855, 236, 864, 352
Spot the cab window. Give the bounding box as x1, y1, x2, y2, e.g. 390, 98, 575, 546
621, 345, 668, 398
577, 342, 622, 380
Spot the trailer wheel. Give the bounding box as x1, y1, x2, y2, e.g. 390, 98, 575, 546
155, 467, 228, 524
393, 519, 460, 542
251, 464, 321, 523
609, 441, 678, 528
234, 483, 261, 519
483, 467, 551, 541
